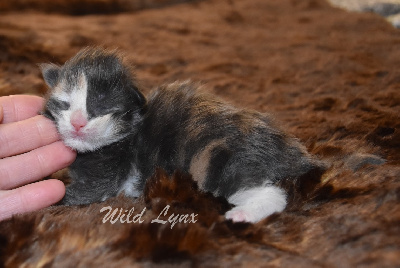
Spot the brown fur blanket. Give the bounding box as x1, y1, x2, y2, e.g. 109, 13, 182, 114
0, 0, 399, 266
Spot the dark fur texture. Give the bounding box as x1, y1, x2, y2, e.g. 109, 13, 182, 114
136, 81, 323, 197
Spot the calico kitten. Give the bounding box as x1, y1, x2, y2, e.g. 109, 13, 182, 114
41, 47, 325, 223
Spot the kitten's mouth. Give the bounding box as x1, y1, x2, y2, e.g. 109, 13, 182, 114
71, 130, 86, 139
63, 131, 94, 153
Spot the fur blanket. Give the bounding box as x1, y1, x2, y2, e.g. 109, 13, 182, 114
0, 0, 399, 266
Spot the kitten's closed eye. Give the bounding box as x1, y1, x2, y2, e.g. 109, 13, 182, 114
43, 98, 70, 120
50, 98, 70, 111
113, 109, 134, 121
89, 104, 121, 117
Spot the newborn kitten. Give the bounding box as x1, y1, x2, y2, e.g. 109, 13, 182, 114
41, 47, 325, 223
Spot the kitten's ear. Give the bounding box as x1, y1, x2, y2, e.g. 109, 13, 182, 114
39, 63, 61, 88
131, 85, 146, 107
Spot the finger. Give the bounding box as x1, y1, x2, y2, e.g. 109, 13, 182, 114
0, 115, 60, 159
0, 179, 65, 221
0, 95, 44, 123
0, 141, 76, 190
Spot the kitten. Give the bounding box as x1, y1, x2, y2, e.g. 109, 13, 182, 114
41, 47, 325, 223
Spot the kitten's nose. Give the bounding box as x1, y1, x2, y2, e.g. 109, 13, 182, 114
70, 110, 88, 132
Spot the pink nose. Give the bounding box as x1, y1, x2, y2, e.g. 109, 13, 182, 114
70, 110, 88, 132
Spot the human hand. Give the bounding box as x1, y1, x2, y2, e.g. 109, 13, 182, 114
0, 95, 76, 221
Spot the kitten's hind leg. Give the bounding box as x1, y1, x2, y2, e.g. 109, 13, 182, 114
225, 185, 287, 223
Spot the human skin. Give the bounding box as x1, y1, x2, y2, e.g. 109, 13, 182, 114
0, 95, 76, 221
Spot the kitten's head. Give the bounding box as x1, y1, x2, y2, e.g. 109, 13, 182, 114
41, 47, 146, 153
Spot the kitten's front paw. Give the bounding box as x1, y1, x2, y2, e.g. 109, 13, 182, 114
225, 208, 253, 223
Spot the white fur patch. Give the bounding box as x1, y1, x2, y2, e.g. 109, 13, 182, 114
118, 165, 141, 198
225, 185, 287, 223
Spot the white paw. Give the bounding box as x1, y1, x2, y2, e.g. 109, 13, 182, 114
225, 208, 254, 223
226, 185, 287, 223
